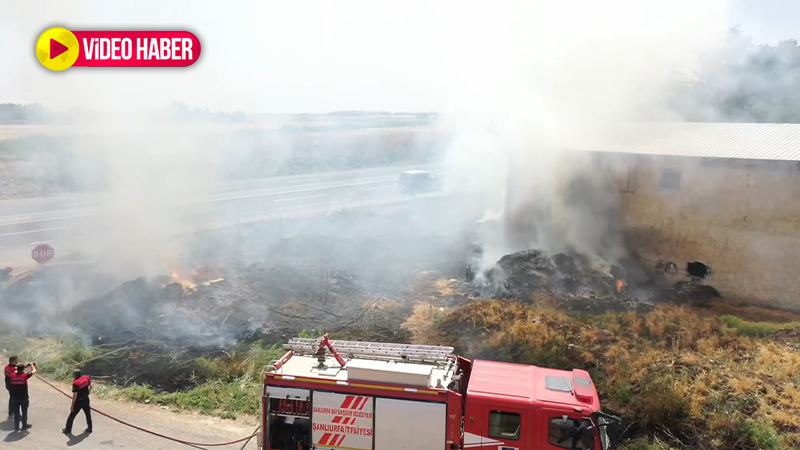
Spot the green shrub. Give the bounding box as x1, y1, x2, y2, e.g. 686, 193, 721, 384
116, 380, 261, 417
614, 383, 633, 406
298, 329, 324, 339
719, 316, 800, 337
744, 420, 783, 450
617, 437, 677, 450
193, 342, 284, 384
118, 384, 158, 403
112, 342, 285, 417
17, 336, 95, 380
194, 357, 235, 382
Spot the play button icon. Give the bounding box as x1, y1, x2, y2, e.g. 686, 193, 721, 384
36, 27, 80, 71
49, 39, 69, 59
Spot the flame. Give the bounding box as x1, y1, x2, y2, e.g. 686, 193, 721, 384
171, 269, 197, 294
616, 279, 626, 293
170, 266, 225, 296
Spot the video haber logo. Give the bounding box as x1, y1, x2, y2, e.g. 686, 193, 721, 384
36, 27, 201, 71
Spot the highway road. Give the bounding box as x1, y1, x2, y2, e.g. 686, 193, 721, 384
0, 163, 442, 268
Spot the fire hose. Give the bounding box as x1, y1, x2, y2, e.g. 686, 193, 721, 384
35, 376, 259, 449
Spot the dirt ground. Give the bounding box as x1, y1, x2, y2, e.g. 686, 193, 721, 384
0, 375, 259, 449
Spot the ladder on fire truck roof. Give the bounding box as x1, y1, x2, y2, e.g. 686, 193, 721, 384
284, 338, 455, 363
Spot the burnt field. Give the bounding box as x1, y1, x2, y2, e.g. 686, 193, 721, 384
0, 201, 474, 389
4, 203, 800, 449
0, 201, 736, 392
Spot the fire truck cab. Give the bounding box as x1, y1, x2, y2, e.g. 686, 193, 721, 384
261, 335, 617, 450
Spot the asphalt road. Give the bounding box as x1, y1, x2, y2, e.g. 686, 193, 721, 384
0, 376, 259, 449
0, 163, 441, 268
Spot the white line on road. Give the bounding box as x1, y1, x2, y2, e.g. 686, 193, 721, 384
29, 240, 53, 245
0, 212, 96, 227
208, 179, 394, 203
0, 172, 410, 228
0, 226, 70, 238
0, 215, 33, 222
0, 206, 95, 221
273, 194, 324, 203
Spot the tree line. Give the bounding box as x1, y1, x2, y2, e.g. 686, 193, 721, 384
671, 28, 800, 123
4, 29, 800, 124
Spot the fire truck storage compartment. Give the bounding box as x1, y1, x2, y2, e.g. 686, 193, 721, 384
346, 358, 434, 387
266, 386, 312, 450
374, 398, 446, 450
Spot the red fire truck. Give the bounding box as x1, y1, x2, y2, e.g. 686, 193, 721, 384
261, 335, 619, 450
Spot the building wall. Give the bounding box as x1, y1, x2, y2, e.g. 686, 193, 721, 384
609, 154, 800, 310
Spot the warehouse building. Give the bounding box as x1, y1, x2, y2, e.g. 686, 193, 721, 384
585, 122, 800, 310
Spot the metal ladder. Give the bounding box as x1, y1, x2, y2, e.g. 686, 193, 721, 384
284, 338, 455, 362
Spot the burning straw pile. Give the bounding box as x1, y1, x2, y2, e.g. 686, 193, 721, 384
477, 249, 647, 313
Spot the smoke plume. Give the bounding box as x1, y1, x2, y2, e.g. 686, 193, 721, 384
438, 0, 733, 274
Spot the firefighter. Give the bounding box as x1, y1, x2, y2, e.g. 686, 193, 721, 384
465, 265, 475, 282
4, 355, 18, 419
9, 361, 36, 432
63, 369, 92, 435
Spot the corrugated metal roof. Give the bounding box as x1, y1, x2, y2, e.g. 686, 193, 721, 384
573, 122, 800, 162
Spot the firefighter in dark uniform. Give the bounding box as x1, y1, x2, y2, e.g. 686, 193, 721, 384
4, 355, 18, 419
9, 361, 36, 432
63, 369, 92, 435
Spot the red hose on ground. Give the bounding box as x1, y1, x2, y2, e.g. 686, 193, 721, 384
35, 376, 258, 449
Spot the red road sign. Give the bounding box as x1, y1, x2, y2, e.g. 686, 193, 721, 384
32, 244, 54, 264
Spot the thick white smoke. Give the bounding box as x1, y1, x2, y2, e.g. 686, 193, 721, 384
438, 0, 733, 273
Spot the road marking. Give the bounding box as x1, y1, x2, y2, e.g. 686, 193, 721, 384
0, 212, 96, 227
273, 194, 324, 203
0, 226, 70, 238
0, 206, 95, 220
207, 178, 395, 203
0, 168, 437, 228
0, 215, 33, 222
29, 240, 53, 245
279, 199, 349, 211
204, 175, 398, 202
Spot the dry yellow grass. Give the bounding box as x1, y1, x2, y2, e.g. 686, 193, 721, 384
401, 302, 451, 344
427, 300, 800, 450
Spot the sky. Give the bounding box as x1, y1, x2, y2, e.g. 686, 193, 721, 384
0, 0, 798, 114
